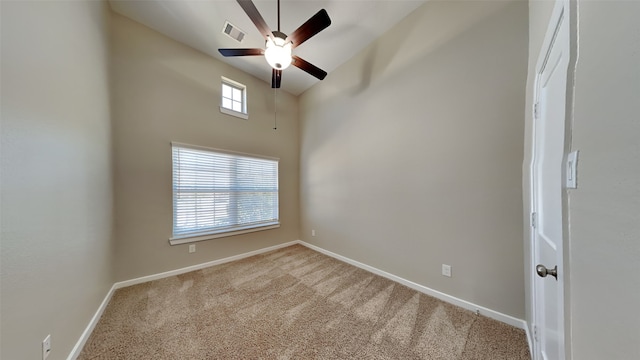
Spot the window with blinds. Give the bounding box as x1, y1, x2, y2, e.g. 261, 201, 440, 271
170, 143, 279, 244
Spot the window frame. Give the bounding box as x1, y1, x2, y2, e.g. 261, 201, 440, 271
220, 77, 248, 120
169, 142, 279, 245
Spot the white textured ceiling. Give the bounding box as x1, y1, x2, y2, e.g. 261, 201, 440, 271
109, 0, 426, 95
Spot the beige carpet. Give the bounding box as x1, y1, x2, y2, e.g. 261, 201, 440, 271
79, 244, 530, 359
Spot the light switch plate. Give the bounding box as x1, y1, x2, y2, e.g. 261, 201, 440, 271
566, 150, 579, 189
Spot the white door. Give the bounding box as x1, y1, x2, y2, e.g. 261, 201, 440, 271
531, 2, 569, 360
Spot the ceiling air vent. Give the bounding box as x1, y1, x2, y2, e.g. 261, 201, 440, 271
222, 21, 246, 43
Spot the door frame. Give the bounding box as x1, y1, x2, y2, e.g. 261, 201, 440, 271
529, 0, 572, 359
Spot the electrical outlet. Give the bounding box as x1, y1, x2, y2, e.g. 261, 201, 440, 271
42, 334, 51, 360
442, 264, 452, 277
311, 229, 316, 237
189, 244, 196, 253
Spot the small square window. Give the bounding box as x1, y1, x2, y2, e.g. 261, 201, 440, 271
220, 77, 248, 119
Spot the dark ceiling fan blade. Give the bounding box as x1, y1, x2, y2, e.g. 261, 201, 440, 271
237, 0, 272, 40
292, 56, 327, 80
272, 69, 282, 88
286, 9, 331, 48
218, 48, 264, 57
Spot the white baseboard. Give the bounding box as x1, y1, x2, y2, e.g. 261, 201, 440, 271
66, 283, 117, 360
69, 239, 529, 359
114, 241, 299, 289
298, 240, 527, 330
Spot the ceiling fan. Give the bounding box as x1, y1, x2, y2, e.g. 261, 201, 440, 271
218, 0, 332, 89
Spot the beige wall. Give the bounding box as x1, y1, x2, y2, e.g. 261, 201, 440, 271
110, 13, 300, 281
0, 1, 114, 359
299, 0, 528, 319
568, 1, 640, 358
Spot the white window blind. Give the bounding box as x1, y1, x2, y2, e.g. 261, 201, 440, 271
171, 143, 279, 242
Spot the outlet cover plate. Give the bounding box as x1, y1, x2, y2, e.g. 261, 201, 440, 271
442, 264, 452, 277
42, 334, 51, 360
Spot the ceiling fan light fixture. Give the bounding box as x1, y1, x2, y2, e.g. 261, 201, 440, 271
265, 36, 292, 70
218, 0, 331, 88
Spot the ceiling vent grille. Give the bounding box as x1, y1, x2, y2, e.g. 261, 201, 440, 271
222, 21, 246, 43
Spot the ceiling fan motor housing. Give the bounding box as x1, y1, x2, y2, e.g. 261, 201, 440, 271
271, 31, 287, 40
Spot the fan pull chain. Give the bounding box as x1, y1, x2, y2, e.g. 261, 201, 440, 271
273, 88, 278, 130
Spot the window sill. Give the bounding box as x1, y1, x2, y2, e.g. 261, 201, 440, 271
169, 222, 280, 245
220, 106, 248, 120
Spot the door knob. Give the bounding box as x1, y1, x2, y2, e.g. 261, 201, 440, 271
536, 264, 558, 280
